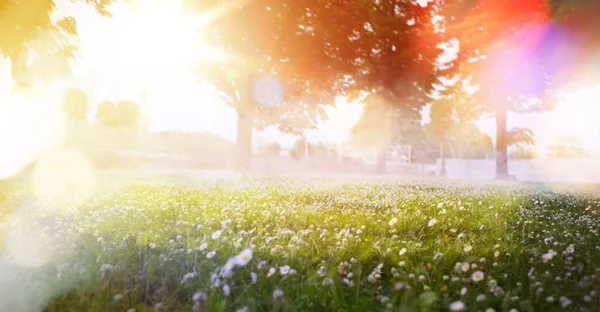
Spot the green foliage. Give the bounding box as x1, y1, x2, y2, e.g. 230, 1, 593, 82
507, 127, 535, 147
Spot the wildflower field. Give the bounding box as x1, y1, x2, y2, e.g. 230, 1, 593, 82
1, 177, 600, 312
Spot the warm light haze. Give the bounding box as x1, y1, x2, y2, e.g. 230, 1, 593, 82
3, 1, 600, 311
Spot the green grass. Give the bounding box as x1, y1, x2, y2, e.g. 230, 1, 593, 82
1, 178, 600, 311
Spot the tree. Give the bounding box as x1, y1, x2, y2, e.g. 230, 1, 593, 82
96, 100, 119, 128
192, 0, 352, 170
507, 127, 535, 147
96, 100, 142, 129
547, 135, 589, 158
116, 100, 142, 129
63, 88, 89, 121
1, 0, 114, 86
341, 1, 445, 173
441, 0, 577, 179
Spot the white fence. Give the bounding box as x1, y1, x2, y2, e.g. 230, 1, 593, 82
436, 158, 600, 183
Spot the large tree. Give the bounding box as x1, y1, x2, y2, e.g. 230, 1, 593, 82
441, 0, 585, 179
344, 0, 444, 173
189, 0, 352, 170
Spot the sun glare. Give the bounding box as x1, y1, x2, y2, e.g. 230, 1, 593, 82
0, 89, 65, 179
86, 1, 214, 93
550, 86, 600, 140
320, 97, 365, 144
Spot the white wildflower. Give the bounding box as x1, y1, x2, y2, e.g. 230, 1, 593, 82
234, 249, 253, 266
449, 300, 465, 311
472, 270, 484, 282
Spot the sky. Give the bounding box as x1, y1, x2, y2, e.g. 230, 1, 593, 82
2, 0, 599, 156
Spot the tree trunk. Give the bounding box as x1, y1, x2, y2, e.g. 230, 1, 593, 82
495, 106, 509, 179
235, 100, 253, 171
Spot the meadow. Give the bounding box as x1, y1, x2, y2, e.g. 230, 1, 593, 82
0, 177, 599, 312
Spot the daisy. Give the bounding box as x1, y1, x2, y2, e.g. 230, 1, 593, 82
280, 265, 291, 275
472, 270, 484, 282
234, 249, 253, 266
449, 300, 465, 311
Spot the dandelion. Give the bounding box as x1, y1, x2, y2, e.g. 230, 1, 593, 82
234, 248, 253, 266
280, 265, 290, 275
399, 248, 407, 256
449, 300, 466, 311
472, 270, 484, 282
267, 267, 276, 277
206, 251, 216, 259
428, 218, 438, 227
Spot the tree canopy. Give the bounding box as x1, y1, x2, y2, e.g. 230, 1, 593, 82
1, 0, 114, 86
439, 0, 590, 178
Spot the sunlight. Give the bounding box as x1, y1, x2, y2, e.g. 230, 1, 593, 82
549, 86, 600, 140
66, 0, 237, 136
32, 148, 96, 201
0, 89, 65, 179
86, 0, 214, 94
319, 97, 364, 144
